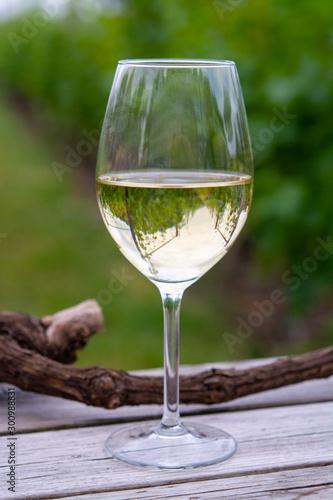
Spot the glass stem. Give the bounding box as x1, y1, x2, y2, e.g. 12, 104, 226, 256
158, 290, 184, 433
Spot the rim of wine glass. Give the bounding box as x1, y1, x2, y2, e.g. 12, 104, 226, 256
118, 59, 236, 68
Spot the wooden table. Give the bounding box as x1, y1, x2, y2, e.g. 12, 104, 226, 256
1, 360, 333, 499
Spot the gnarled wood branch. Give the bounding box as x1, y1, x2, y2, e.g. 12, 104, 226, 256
0, 301, 332, 408
0, 300, 104, 364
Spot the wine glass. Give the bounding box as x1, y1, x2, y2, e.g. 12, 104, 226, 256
96, 59, 253, 469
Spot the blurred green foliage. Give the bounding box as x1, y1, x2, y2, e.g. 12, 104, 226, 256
0, 0, 332, 365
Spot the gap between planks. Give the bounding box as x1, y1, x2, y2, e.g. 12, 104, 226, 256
0, 402, 332, 500
5, 466, 333, 500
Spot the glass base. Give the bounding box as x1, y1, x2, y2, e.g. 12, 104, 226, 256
105, 421, 237, 469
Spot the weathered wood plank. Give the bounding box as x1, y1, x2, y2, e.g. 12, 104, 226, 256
0, 402, 332, 499
1, 374, 332, 434
57, 466, 333, 500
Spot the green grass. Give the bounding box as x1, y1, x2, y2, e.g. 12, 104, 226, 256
0, 92, 238, 370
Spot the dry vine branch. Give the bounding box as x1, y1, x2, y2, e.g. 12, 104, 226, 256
0, 301, 332, 409
0, 300, 104, 364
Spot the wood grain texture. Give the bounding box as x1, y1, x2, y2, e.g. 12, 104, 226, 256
0, 402, 332, 499
58, 467, 333, 500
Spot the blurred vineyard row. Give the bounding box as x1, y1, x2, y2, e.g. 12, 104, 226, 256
0, 0, 332, 357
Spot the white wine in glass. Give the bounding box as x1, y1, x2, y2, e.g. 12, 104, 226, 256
96, 59, 253, 469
